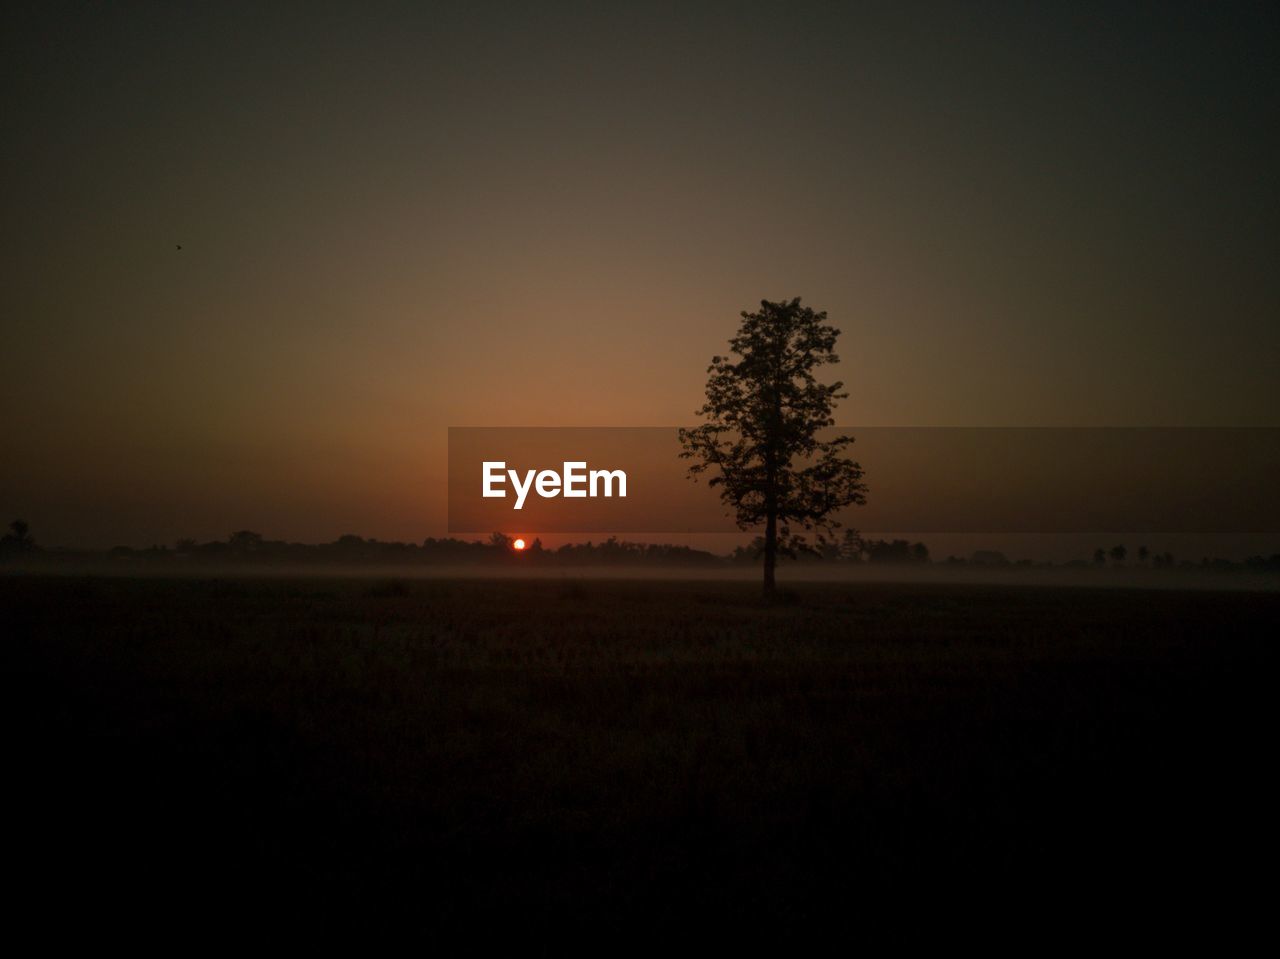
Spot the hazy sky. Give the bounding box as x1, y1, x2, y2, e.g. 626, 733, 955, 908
3, 1, 1277, 548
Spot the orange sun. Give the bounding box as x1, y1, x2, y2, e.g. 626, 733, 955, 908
512, 538, 527, 550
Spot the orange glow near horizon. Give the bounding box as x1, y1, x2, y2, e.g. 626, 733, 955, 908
512, 538, 527, 550
5, 6, 1278, 555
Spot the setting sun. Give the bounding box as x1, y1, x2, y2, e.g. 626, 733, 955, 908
512, 538, 526, 550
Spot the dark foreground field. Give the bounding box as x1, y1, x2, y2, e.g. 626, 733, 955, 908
7, 575, 1277, 929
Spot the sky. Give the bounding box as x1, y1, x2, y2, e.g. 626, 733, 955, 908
3, 1, 1277, 549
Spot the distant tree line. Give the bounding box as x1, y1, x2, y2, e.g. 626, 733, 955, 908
0, 523, 727, 568
727, 531, 931, 565
3, 520, 1279, 573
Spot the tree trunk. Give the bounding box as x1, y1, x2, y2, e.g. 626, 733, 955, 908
763, 507, 777, 596
763, 366, 783, 598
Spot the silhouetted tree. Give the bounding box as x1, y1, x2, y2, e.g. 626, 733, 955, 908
679, 298, 867, 595
9, 520, 33, 549
1, 519, 36, 555
1110, 544, 1127, 566
1138, 545, 1149, 565
807, 533, 842, 561
1093, 548, 1106, 567
228, 530, 263, 552
864, 538, 929, 564
841, 527, 863, 563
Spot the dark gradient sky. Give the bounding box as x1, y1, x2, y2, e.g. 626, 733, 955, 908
3, 1, 1277, 548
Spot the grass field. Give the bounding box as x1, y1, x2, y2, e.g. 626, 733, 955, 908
7, 575, 1277, 926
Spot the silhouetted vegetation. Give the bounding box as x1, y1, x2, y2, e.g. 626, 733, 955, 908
0, 518, 35, 554
3, 521, 1278, 576
679, 298, 867, 595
